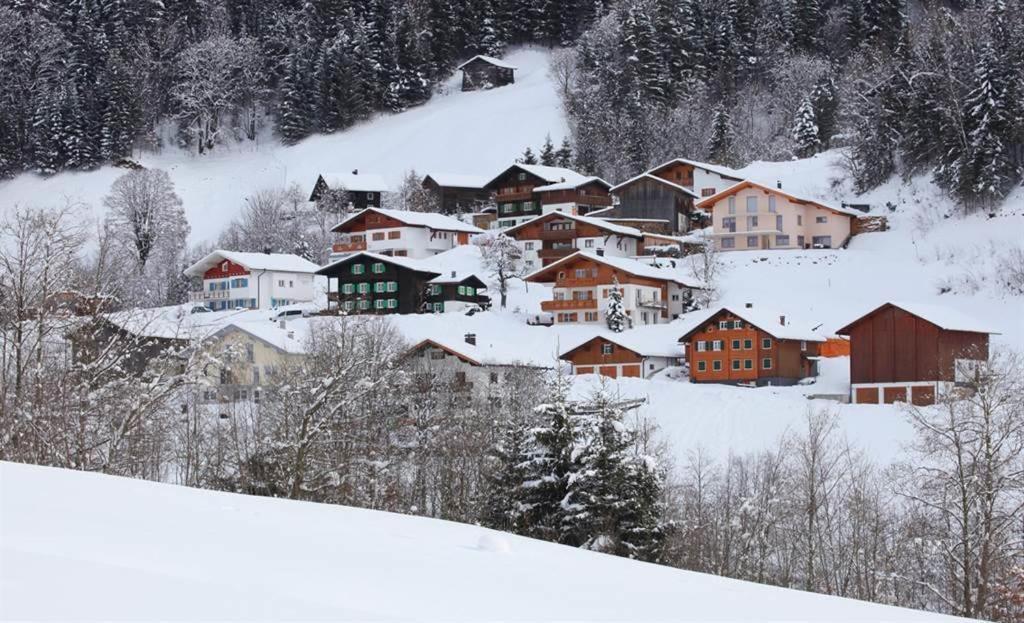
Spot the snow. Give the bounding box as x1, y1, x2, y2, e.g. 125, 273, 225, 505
836, 301, 1002, 335
506, 210, 644, 238
609, 171, 700, 198
0, 461, 974, 621
318, 171, 391, 193
534, 175, 611, 192
490, 163, 592, 186
456, 54, 518, 70
423, 172, 490, 188
0, 47, 565, 246
184, 249, 322, 276
332, 207, 483, 234
696, 179, 863, 217
527, 251, 705, 289
649, 156, 745, 181
560, 324, 686, 358
677, 305, 826, 342
213, 320, 307, 355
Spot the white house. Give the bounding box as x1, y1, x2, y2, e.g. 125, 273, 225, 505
185, 250, 321, 311
404, 334, 551, 399
329, 207, 483, 260
502, 211, 643, 271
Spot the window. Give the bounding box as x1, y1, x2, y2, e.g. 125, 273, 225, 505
387, 281, 397, 292
718, 321, 729, 330
342, 283, 355, 294
746, 236, 759, 248
696, 341, 707, 352
366, 192, 376, 200
800, 340, 808, 352
697, 361, 707, 372
372, 232, 385, 241
732, 320, 743, 329
524, 242, 534, 251
344, 300, 355, 311
431, 351, 445, 360
721, 237, 735, 249
727, 196, 736, 214
731, 359, 740, 370
351, 264, 365, 275
701, 187, 715, 197
501, 203, 514, 214
746, 196, 758, 213
797, 215, 803, 226
245, 343, 254, 363
775, 234, 790, 246
288, 280, 293, 288
388, 231, 401, 239
374, 299, 386, 309
768, 195, 777, 212
430, 284, 442, 295
524, 201, 536, 212
584, 312, 599, 322
374, 282, 386, 293
712, 360, 722, 371
762, 338, 772, 349
433, 302, 444, 312
372, 262, 386, 273
743, 339, 752, 349
815, 215, 828, 223
601, 343, 614, 355
490, 372, 499, 384
278, 279, 285, 287
776, 215, 783, 231
747, 215, 758, 229
387, 299, 398, 309
744, 359, 753, 370
456, 285, 465, 296
358, 282, 370, 294
584, 239, 594, 248
712, 340, 723, 351
517, 172, 526, 181
762, 358, 772, 370
252, 368, 260, 384
731, 339, 741, 350
721, 217, 736, 233
797, 235, 805, 248
812, 236, 832, 248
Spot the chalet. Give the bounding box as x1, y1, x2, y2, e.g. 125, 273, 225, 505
457, 55, 516, 91
524, 252, 703, 327
184, 250, 321, 311
317, 252, 489, 315
309, 170, 390, 212
606, 158, 743, 233
198, 320, 305, 404
560, 327, 684, 379
483, 164, 613, 229
403, 334, 549, 398
421, 173, 491, 214
697, 181, 859, 252
678, 305, 824, 386
68, 310, 191, 378
329, 207, 483, 260
835, 302, 998, 406
502, 212, 644, 271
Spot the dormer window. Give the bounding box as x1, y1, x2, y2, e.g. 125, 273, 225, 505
221, 261, 229, 272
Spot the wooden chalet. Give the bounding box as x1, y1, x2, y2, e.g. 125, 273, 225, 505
835, 302, 997, 406
483, 163, 613, 228
330, 207, 482, 259
502, 211, 643, 270
678, 305, 824, 386
309, 170, 389, 212
421, 173, 491, 214
457, 55, 516, 91
560, 327, 684, 379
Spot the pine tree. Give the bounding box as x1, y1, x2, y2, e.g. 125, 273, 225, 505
706, 105, 736, 167
605, 275, 626, 332
791, 97, 821, 158
539, 134, 557, 166
556, 137, 574, 168
481, 415, 533, 533
277, 52, 317, 144
788, 0, 822, 54
519, 146, 538, 164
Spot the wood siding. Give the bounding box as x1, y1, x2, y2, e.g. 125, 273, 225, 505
461, 59, 514, 91
611, 177, 698, 233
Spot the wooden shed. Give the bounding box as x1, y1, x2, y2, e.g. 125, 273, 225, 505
835, 302, 998, 406
457, 55, 517, 91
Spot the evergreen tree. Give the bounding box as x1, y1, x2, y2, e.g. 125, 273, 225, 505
519, 146, 538, 164
556, 137, 574, 168
481, 414, 533, 533
277, 52, 317, 144
791, 97, 821, 158
605, 275, 626, 332
539, 134, 557, 166
706, 105, 736, 167
788, 0, 822, 53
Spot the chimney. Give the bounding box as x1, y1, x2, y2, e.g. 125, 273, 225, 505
451, 270, 457, 278
779, 315, 786, 326
352, 168, 359, 175
745, 302, 753, 308
776, 180, 782, 189
596, 249, 605, 256
464, 333, 477, 345
279, 319, 287, 330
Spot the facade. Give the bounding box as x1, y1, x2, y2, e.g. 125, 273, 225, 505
68, 315, 188, 378
184, 250, 320, 311
404, 336, 548, 399
309, 170, 389, 212
199, 321, 305, 404
560, 329, 683, 379
524, 252, 702, 327
697, 181, 858, 252
317, 252, 489, 315
678, 305, 824, 386
835, 302, 996, 406
457, 55, 516, 91
421, 173, 491, 214
483, 164, 613, 229
502, 212, 643, 271
330, 207, 483, 260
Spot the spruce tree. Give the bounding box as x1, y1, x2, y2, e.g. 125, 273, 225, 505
556, 137, 574, 168
605, 276, 626, 332
481, 415, 533, 533
519, 146, 538, 164
706, 105, 736, 167
539, 134, 556, 166
791, 97, 821, 158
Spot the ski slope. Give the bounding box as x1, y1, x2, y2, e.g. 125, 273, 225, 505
0, 47, 567, 245
0, 461, 975, 621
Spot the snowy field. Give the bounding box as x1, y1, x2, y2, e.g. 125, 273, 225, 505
0, 461, 974, 621
0, 47, 567, 244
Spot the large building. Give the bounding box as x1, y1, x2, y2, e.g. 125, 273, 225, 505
309, 170, 390, 212
524, 252, 703, 327
483, 163, 613, 229
403, 334, 549, 399
199, 321, 305, 404
678, 305, 824, 386
502, 211, 643, 271
330, 207, 483, 260
835, 302, 997, 406
697, 181, 859, 252
184, 250, 321, 311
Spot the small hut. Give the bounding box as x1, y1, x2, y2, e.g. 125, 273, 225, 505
457, 55, 517, 91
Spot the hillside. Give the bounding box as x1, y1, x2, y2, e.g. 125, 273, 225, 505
0, 47, 566, 244
0, 461, 974, 621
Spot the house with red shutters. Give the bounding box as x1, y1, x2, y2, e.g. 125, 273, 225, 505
329, 207, 483, 260
835, 302, 998, 406
184, 250, 321, 311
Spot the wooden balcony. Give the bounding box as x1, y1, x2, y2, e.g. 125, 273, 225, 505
537, 228, 576, 241
190, 290, 230, 302
332, 239, 367, 253
541, 298, 598, 312
495, 189, 536, 202
556, 277, 601, 288
537, 247, 575, 260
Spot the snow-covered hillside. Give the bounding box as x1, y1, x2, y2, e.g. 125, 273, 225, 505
0, 462, 974, 621
0, 47, 566, 244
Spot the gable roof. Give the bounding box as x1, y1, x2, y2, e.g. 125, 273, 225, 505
318, 172, 390, 193
331, 207, 484, 234
534, 176, 612, 193
694, 180, 861, 217
406, 337, 550, 368
677, 306, 825, 342
456, 55, 518, 71
316, 251, 441, 277
503, 211, 644, 239
422, 173, 490, 189
834, 302, 1000, 336
609, 172, 700, 198
482, 163, 592, 190
560, 326, 686, 360
208, 321, 307, 355
647, 158, 744, 182
184, 250, 321, 278
524, 251, 705, 289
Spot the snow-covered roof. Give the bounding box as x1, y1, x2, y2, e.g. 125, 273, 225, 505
408, 336, 550, 368
533, 176, 611, 192
483, 163, 592, 189
678, 305, 826, 342
319, 172, 390, 193
317, 250, 440, 276
525, 251, 705, 289
609, 172, 700, 198
332, 207, 483, 234
423, 173, 490, 189
456, 54, 518, 71
695, 180, 862, 217
184, 250, 321, 278
560, 325, 686, 359
209, 321, 307, 355
836, 301, 1000, 335
648, 157, 745, 182
504, 211, 644, 239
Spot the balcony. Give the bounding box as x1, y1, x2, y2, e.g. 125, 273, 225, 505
541, 298, 597, 311
537, 247, 575, 260
637, 297, 667, 310
190, 290, 230, 302
332, 239, 367, 253
537, 228, 576, 241
557, 277, 601, 288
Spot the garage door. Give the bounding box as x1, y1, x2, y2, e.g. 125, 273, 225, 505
599, 366, 618, 379
621, 365, 641, 378
883, 386, 907, 404
575, 366, 594, 375
855, 387, 879, 404
911, 385, 935, 406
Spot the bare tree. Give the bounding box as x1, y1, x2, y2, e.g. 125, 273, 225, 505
104, 168, 187, 271
394, 170, 440, 213
477, 232, 524, 309
687, 233, 724, 309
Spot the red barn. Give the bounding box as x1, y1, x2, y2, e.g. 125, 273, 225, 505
835, 302, 998, 406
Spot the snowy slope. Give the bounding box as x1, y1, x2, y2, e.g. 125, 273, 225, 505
0, 461, 974, 621
0, 47, 566, 245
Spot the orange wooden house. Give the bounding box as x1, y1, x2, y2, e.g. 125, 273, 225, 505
678, 305, 824, 386
559, 326, 684, 379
